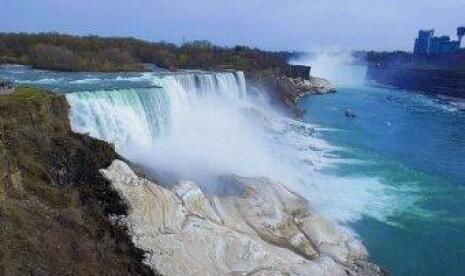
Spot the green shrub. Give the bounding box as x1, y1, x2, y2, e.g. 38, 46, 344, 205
0, 33, 293, 72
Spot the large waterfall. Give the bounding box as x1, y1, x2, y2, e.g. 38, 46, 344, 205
66, 70, 317, 191
66, 71, 247, 152
65, 70, 401, 225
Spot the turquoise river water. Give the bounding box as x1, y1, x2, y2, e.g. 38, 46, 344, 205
300, 64, 465, 275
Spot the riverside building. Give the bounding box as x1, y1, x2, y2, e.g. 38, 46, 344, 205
413, 27, 464, 54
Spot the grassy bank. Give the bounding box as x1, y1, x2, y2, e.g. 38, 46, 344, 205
0, 87, 157, 275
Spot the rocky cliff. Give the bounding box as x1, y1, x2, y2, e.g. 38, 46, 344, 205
276, 76, 336, 107
367, 64, 465, 99
0, 88, 156, 276
246, 69, 336, 113
284, 65, 312, 80
101, 160, 383, 276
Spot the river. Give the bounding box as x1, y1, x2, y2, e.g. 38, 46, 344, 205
299, 62, 465, 275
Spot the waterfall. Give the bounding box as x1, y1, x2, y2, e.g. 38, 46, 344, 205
65, 69, 401, 225
66, 71, 247, 154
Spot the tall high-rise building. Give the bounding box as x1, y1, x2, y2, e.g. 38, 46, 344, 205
413, 27, 463, 54
429, 36, 451, 53
457, 26, 465, 46
414, 30, 434, 54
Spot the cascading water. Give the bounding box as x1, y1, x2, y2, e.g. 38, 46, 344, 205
64, 69, 405, 226
66, 87, 169, 151
66, 71, 248, 157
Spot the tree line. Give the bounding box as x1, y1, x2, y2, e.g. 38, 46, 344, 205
0, 33, 297, 72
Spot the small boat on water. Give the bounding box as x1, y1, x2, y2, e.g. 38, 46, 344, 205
345, 109, 356, 118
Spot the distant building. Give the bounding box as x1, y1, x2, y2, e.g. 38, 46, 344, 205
458, 27, 465, 44
414, 30, 434, 54
413, 27, 463, 54
441, 40, 460, 53
429, 36, 457, 54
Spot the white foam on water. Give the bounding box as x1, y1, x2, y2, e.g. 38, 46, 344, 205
17, 77, 64, 84
65, 70, 416, 225
115, 72, 154, 82
70, 78, 102, 84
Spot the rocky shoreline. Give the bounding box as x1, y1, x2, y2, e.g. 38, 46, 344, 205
101, 160, 382, 276
245, 67, 336, 115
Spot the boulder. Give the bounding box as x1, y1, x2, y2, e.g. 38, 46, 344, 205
277, 76, 336, 108
101, 160, 383, 276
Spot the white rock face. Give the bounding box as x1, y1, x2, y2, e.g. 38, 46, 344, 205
101, 160, 381, 276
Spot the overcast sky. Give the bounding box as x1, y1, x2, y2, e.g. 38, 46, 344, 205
1, 0, 464, 51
